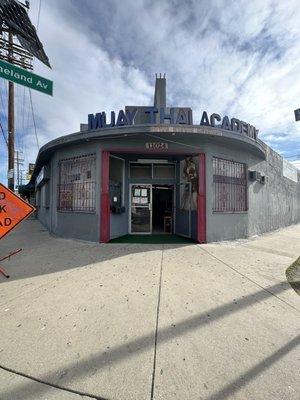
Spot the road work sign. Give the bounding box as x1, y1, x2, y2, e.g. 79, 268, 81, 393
0, 59, 53, 96
0, 183, 35, 240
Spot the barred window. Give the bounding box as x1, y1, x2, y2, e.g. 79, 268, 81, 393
213, 158, 247, 212
57, 154, 96, 212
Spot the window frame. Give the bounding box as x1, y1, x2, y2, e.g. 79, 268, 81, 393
57, 154, 96, 213
129, 161, 176, 180
212, 157, 248, 213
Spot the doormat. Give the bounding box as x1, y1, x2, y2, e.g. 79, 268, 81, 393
109, 234, 196, 244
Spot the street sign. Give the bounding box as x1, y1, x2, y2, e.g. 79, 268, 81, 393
0, 183, 35, 240
0, 59, 53, 96
294, 108, 300, 121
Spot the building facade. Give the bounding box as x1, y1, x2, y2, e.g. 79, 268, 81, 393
31, 76, 300, 243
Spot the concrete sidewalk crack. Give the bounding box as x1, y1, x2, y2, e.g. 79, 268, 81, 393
150, 244, 164, 400
198, 245, 300, 313
0, 364, 108, 400
0, 262, 96, 308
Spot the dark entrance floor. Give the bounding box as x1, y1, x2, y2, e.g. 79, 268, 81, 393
109, 234, 196, 244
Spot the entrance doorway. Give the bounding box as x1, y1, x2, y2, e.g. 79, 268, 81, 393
152, 185, 173, 233
130, 184, 174, 234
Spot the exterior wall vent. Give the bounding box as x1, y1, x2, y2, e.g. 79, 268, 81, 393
249, 170, 257, 181
249, 170, 267, 184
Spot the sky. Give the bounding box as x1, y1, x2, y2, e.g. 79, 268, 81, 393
1, 0, 300, 186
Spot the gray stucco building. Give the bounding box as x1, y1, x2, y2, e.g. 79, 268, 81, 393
30, 76, 300, 243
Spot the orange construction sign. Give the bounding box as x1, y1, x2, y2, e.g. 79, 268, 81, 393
0, 183, 35, 240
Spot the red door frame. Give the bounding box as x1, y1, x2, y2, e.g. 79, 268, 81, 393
100, 149, 206, 243
100, 151, 110, 243
197, 153, 206, 243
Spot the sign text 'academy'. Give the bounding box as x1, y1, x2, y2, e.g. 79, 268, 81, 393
88, 108, 258, 140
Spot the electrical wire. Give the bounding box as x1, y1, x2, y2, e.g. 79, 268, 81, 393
284, 154, 300, 159
29, 88, 39, 150
0, 120, 8, 146
36, 0, 42, 30
26, 0, 42, 153
0, 81, 8, 146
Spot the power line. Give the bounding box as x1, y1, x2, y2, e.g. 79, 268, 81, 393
284, 154, 300, 159
0, 82, 8, 146
25, 0, 42, 155
0, 81, 7, 112
36, 0, 42, 31
29, 88, 39, 150
0, 120, 8, 146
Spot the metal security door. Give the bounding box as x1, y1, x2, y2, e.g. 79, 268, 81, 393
175, 182, 191, 238
130, 184, 152, 234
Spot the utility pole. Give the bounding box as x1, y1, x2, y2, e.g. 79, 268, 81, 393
7, 31, 14, 191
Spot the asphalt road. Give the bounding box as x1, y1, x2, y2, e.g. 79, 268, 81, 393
0, 220, 299, 400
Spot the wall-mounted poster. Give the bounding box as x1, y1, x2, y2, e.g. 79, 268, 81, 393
141, 189, 148, 197
134, 188, 141, 196
180, 157, 198, 211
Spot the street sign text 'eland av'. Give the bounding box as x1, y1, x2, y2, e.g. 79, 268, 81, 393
0, 59, 53, 96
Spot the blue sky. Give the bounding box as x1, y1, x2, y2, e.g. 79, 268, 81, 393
1, 0, 300, 185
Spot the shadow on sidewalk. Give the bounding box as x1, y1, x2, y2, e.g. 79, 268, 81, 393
0, 220, 194, 283
1, 281, 296, 400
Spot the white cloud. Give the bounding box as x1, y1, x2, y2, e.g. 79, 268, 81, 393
1, 0, 300, 184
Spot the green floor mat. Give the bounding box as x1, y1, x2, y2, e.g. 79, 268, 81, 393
109, 234, 196, 244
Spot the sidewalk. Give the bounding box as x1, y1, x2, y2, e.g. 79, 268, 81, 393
0, 220, 299, 400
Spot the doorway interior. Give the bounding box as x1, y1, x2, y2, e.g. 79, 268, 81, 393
152, 185, 173, 233
130, 184, 174, 234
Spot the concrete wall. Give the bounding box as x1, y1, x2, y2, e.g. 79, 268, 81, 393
205, 143, 249, 242
247, 147, 300, 236
205, 142, 300, 242
48, 143, 101, 242
36, 173, 51, 229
